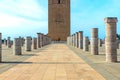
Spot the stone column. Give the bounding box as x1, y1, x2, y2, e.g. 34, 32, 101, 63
104, 17, 118, 62
37, 33, 43, 48
72, 34, 75, 47
91, 28, 98, 55
49, 37, 51, 44
83, 36, 89, 51
40, 33, 43, 47
32, 37, 37, 49
75, 32, 79, 48
67, 36, 69, 45
69, 36, 70, 45
43, 35, 45, 46
19, 36, 23, 46
0, 33, 2, 62
46, 36, 48, 45
72, 35, 74, 46
21, 37, 25, 46
99, 39, 102, 47
11, 41, 13, 45
4, 38, 7, 46
69, 36, 71, 46
25, 36, 31, 51
37, 33, 40, 48
74, 34, 76, 47
116, 38, 119, 49
46, 36, 49, 45
78, 31, 83, 49
44, 35, 47, 45
69, 36, 71, 45
42, 34, 45, 46
13, 38, 22, 55
7, 37, 11, 48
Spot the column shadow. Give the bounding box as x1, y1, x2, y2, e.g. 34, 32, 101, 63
0, 61, 32, 64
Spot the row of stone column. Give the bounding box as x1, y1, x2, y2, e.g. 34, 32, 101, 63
4, 36, 25, 48
37, 33, 51, 48
0, 33, 51, 62
67, 31, 90, 52
4, 37, 12, 48
67, 17, 118, 63
13, 34, 51, 55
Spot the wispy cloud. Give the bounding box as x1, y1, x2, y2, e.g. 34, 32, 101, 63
0, 0, 120, 39
0, 0, 46, 20
0, 0, 48, 38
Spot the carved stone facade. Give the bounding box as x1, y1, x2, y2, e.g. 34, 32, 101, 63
48, 0, 70, 41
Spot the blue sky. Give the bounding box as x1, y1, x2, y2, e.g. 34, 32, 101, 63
0, 0, 120, 39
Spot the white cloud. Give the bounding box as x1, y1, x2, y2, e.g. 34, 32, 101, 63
0, 0, 47, 19
0, 13, 22, 27
0, 0, 48, 38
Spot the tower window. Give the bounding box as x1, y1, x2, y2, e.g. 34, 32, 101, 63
58, 0, 60, 4
53, 0, 66, 4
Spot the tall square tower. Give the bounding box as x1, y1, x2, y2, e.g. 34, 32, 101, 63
48, 0, 70, 41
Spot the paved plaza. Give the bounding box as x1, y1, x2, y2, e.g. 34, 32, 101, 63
0, 44, 105, 80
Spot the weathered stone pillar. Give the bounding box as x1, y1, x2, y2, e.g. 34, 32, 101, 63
69, 36, 71, 46
21, 37, 25, 46
83, 36, 89, 51
46, 36, 48, 45
7, 37, 11, 48
37, 33, 40, 48
13, 38, 22, 55
42, 34, 45, 46
116, 38, 119, 49
67, 36, 69, 45
69, 36, 72, 46
45, 36, 47, 45
19, 36, 22, 46
37, 33, 43, 48
43, 35, 45, 46
72, 34, 75, 47
11, 41, 13, 45
78, 31, 83, 49
91, 28, 98, 55
69, 36, 71, 45
25, 36, 31, 51
99, 39, 102, 47
104, 17, 118, 62
32, 37, 37, 49
19, 36, 25, 46
75, 32, 79, 48
40, 33, 43, 47
4, 38, 7, 46
44, 35, 46, 45
72, 35, 74, 46
49, 37, 51, 44
0, 33, 2, 62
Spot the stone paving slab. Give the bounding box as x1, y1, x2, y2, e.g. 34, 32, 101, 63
0, 45, 48, 74
68, 44, 120, 80
0, 44, 105, 80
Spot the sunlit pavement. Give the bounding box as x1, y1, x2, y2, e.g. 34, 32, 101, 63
0, 44, 105, 80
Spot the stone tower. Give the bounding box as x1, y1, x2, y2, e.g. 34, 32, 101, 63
48, 0, 70, 41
